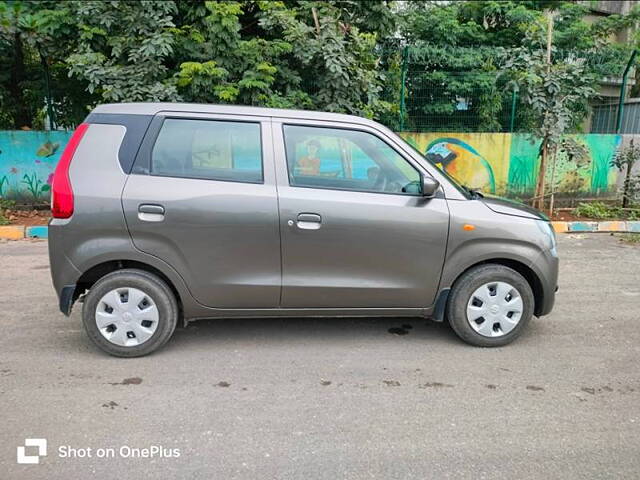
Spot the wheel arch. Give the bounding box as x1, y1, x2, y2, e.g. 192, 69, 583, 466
74, 260, 184, 320
447, 258, 545, 317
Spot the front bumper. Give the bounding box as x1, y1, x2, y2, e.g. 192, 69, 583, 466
533, 248, 559, 317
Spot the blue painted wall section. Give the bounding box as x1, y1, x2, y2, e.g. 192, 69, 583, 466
26, 225, 49, 238
568, 222, 598, 232
0, 130, 73, 202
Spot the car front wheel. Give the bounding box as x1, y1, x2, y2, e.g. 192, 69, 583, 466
446, 264, 534, 347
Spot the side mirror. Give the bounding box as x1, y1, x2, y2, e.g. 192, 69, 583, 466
421, 176, 440, 198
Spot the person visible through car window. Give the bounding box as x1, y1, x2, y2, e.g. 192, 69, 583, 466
296, 140, 321, 175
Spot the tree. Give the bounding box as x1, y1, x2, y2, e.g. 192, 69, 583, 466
0, 0, 638, 134
396, 1, 639, 133
67, 1, 178, 102
0, 0, 397, 125
0, 0, 95, 128
174, 1, 393, 118
612, 140, 640, 208
503, 12, 595, 210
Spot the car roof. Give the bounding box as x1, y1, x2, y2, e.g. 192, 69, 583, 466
92, 102, 381, 128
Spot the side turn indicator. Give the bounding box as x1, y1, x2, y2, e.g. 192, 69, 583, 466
463, 224, 475, 231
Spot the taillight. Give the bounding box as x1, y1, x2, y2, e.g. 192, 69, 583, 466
51, 123, 89, 219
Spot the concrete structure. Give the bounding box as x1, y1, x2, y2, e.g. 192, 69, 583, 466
582, 1, 639, 132
1, 130, 636, 203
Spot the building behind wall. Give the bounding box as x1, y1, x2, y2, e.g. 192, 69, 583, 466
584, 1, 640, 132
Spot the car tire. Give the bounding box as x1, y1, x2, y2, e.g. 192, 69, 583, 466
446, 264, 534, 347
82, 269, 178, 357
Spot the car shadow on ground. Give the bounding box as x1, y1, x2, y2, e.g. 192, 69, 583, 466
62, 311, 544, 358
165, 316, 462, 350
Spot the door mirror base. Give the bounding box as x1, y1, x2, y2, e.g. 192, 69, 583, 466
421, 176, 440, 198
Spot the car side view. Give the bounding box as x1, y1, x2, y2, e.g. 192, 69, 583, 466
49, 103, 558, 357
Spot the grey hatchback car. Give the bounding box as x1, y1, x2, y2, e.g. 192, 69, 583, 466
49, 103, 558, 357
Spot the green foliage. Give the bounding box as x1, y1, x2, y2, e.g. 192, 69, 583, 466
574, 201, 640, 220
0, 198, 14, 225
396, 1, 637, 133
611, 140, 640, 207
171, 1, 391, 117
0, 1, 96, 128
0, 0, 638, 132
617, 233, 640, 244
504, 45, 596, 142
67, 1, 178, 102
574, 201, 617, 219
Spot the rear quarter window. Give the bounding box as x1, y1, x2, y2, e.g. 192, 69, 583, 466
151, 119, 263, 183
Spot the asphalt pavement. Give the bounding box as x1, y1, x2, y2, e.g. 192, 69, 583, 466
1, 234, 639, 479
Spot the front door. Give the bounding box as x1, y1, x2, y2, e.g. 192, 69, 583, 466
273, 121, 450, 309
122, 113, 281, 309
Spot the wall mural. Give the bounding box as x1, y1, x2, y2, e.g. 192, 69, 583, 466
0, 130, 73, 203
401, 132, 624, 199
0, 129, 627, 202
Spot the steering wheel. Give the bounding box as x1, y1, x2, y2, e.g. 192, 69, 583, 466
372, 168, 404, 193
372, 169, 388, 192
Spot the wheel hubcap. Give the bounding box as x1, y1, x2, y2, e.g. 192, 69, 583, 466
95, 287, 159, 347
466, 281, 523, 338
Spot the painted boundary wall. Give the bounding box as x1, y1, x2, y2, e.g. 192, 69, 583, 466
0, 130, 72, 202
400, 132, 640, 200
0, 129, 637, 202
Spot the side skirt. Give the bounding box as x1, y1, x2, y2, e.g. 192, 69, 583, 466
183, 307, 426, 327
181, 288, 453, 327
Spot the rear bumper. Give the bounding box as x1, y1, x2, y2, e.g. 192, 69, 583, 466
48, 221, 82, 316
59, 285, 76, 316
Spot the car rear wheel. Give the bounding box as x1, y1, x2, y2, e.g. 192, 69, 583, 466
446, 264, 534, 347
82, 269, 178, 357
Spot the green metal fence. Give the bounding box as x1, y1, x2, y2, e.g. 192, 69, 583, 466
388, 45, 532, 133
388, 45, 638, 134
398, 70, 523, 133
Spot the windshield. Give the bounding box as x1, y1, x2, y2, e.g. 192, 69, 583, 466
403, 139, 473, 199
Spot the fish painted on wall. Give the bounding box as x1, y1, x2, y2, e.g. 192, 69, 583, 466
36, 141, 60, 158
425, 138, 496, 193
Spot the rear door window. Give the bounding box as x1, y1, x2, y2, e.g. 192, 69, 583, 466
151, 119, 263, 183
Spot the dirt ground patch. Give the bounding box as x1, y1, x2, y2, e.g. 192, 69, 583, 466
551, 211, 598, 222
3, 208, 50, 226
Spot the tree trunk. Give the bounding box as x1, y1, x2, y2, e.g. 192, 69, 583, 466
623, 160, 634, 208
534, 141, 548, 210
548, 145, 557, 217
9, 32, 31, 129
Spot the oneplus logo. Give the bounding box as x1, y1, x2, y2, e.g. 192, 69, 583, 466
17, 438, 47, 464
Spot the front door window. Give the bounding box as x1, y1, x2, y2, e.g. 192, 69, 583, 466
283, 125, 422, 195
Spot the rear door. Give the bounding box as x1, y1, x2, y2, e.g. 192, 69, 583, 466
273, 119, 450, 309
122, 112, 281, 308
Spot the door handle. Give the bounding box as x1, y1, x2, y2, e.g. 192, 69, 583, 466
138, 204, 165, 222
139, 204, 165, 214
295, 213, 322, 230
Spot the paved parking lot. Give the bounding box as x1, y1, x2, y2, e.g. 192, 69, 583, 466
1, 234, 639, 479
